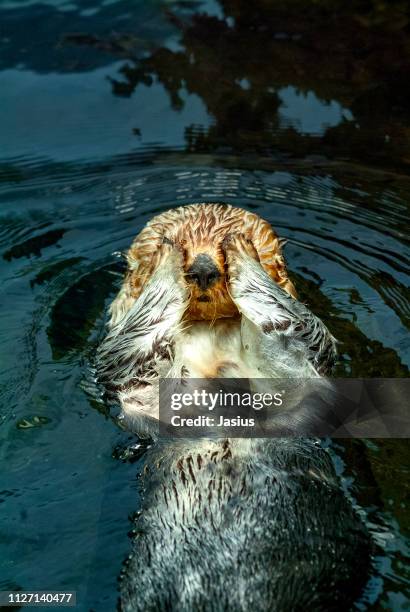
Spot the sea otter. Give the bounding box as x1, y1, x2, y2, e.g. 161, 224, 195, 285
96, 203, 371, 611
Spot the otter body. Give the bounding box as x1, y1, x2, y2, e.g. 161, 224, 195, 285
96, 204, 371, 610
122, 438, 370, 612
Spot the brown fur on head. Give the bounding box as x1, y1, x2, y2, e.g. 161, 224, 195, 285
125, 203, 296, 321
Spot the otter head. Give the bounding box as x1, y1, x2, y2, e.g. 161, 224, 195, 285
126, 203, 296, 321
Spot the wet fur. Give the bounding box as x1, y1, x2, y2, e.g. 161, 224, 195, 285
96, 204, 370, 611
108, 203, 296, 324
121, 438, 370, 612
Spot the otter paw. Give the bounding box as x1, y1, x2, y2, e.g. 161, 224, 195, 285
222, 233, 259, 284
222, 233, 259, 262
153, 237, 184, 268
150, 237, 187, 288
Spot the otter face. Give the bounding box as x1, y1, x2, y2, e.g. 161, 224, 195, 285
126, 203, 296, 321
179, 236, 236, 321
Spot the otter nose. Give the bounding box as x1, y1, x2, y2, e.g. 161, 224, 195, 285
186, 254, 221, 291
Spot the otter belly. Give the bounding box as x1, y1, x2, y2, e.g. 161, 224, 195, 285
172, 318, 255, 379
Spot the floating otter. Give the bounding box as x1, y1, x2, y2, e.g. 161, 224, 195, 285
96, 203, 371, 611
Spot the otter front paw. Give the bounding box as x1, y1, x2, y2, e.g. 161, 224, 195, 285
152, 237, 185, 275
222, 232, 259, 284
222, 232, 259, 261
150, 238, 189, 302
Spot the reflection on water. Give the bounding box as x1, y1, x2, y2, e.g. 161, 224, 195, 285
278, 86, 354, 136
0, 0, 409, 610
2, 0, 410, 170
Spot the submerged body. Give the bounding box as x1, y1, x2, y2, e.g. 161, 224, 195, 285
122, 438, 370, 612
96, 203, 371, 610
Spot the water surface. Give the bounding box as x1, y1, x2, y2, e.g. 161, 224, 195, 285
0, 0, 409, 609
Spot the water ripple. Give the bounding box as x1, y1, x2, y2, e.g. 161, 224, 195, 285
0, 155, 409, 610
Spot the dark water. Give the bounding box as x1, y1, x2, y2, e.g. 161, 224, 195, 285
0, 1, 409, 610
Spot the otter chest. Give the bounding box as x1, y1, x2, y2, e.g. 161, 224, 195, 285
174, 319, 251, 379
